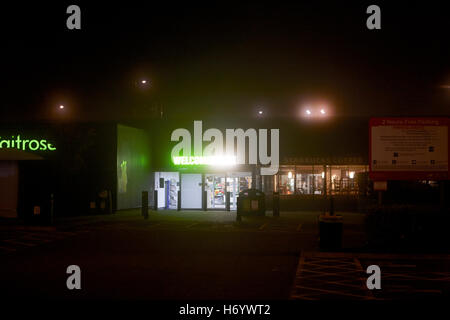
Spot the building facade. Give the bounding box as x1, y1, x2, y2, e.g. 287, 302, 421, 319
1, 117, 375, 219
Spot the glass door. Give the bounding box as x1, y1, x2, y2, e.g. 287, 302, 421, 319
205, 174, 226, 209
227, 172, 252, 210
227, 177, 238, 210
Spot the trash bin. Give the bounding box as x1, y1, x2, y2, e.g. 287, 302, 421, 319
237, 189, 266, 217
319, 213, 343, 251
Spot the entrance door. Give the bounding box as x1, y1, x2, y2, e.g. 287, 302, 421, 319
205, 174, 226, 209
227, 172, 252, 210
181, 173, 202, 209
226, 177, 238, 210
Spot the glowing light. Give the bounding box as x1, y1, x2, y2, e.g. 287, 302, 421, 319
173, 155, 236, 166
141, 80, 147, 84
288, 171, 292, 179
320, 109, 326, 114
321, 172, 325, 179
258, 110, 263, 115
305, 109, 311, 115
349, 171, 355, 179
59, 105, 64, 109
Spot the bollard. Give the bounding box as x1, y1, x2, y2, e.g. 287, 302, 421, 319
329, 196, 334, 216
177, 190, 181, 211
203, 190, 207, 211
236, 197, 242, 222
108, 190, 113, 214
273, 191, 280, 217
226, 192, 231, 211
50, 193, 54, 225
153, 190, 158, 211
142, 191, 149, 219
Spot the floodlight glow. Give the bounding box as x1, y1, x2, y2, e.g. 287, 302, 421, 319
173, 155, 236, 166
141, 80, 147, 84
321, 171, 325, 178
59, 105, 64, 109
320, 109, 326, 114
258, 110, 263, 115
305, 109, 311, 115
288, 171, 292, 179
349, 171, 355, 179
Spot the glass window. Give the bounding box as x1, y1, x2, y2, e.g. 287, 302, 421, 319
294, 166, 324, 195
279, 169, 295, 195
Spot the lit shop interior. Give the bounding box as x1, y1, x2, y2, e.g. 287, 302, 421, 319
153, 164, 368, 210
154, 171, 252, 210
274, 165, 369, 195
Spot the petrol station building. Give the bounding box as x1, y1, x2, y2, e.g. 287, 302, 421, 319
7, 116, 444, 219
146, 117, 370, 211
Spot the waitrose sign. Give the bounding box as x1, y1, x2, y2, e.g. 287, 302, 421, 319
0, 135, 56, 151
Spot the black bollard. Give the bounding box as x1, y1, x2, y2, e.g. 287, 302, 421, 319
142, 191, 149, 219
177, 190, 181, 211
50, 193, 54, 225
273, 191, 280, 217
153, 190, 158, 211
236, 197, 242, 222
203, 190, 207, 211
226, 192, 231, 211
329, 196, 334, 216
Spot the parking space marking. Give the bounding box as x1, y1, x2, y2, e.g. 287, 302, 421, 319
0, 229, 90, 255
353, 257, 375, 299
290, 254, 377, 300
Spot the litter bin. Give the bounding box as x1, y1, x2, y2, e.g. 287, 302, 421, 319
319, 213, 343, 251
237, 189, 266, 217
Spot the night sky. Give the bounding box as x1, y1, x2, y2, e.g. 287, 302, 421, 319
1, 1, 449, 122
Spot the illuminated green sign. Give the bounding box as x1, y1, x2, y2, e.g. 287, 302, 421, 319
0, 135, 56, 151
173, 156, 236, 166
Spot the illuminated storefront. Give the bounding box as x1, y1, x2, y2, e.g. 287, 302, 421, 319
271, 156, 368, 196
275, 164, 368, 196
153, 169, 253, 210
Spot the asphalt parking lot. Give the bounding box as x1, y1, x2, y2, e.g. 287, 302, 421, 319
1, 210, 449, 300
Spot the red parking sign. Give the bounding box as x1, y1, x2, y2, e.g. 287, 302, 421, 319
369, 117, 449, 181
